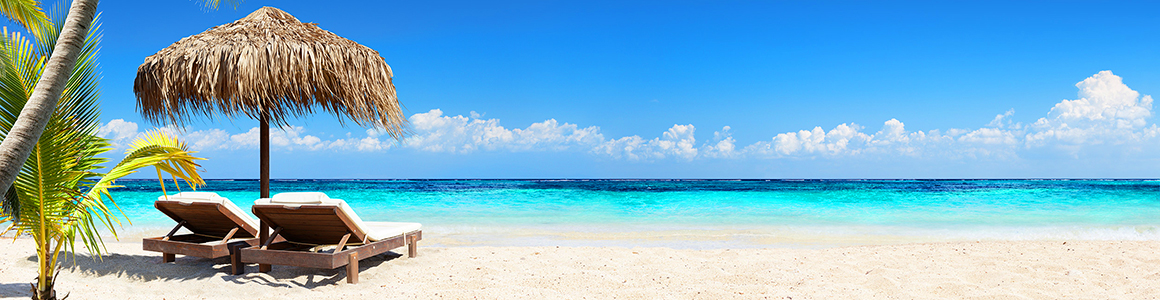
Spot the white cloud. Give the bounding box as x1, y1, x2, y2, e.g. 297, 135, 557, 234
1049, 70, 1150, 126
403, 109, 603, 153
746, 123, 871, 157
958, 127, 1017, 145
366, 128, 385, 138
701, 126, 737, 158
96, 119, 138, 147
227, 127, 260, 149
101, 123, 391, 153
158, 126, 333, 151
511, 119, 605, 151
93, 71, 1160, 163
269, 126, 327, 150
987, 109, 1017, 128
1025, 70, 1157, 148
740, 120, 957, 159
733, 70, 1160, 160
592, 124, 697, 161
176, 128, 231, 150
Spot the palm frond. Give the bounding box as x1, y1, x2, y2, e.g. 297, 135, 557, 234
0, 9, 105, 254
0, 2, 211, 296
0, 0, 49, 35
0, 28, 32, 137
201, 0, 241, 10
80, 131, 204, 247
1, 184, 16, 221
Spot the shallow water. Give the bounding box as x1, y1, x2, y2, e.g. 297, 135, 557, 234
106, 179, 1160, 248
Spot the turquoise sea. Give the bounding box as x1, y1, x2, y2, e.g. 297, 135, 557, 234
111, 179, 1160, 248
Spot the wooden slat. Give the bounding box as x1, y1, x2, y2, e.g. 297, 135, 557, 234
230, 243, 245, 275
145, 235, 259, 260
260, 227, 282, 249
164, 234, 217, 243
407, 233, 418, 258
268, 226, 346, 232
155, 201, 258, 238
252, 204, 368, 245
267, 225, 348, 233
259, 214, 353, 221
258, 221, 271, 273
239, 233, 410, 269
144, 237, 220, 258
237, 203, 422, 283
336, 233, 351, 252
265, 242, 314, 251
241, 247, 343, 269
347, 252, 358, 284
162, 221, 186, 241
223, 227, 239, 241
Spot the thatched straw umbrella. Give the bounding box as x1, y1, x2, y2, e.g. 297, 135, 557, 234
134, 7, 406, 200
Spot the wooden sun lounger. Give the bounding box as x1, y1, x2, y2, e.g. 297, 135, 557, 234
143, 193, 261, 264
233, 194, 421, 284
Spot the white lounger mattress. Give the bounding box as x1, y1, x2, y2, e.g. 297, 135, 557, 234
158, 192, 259, 231
362, 222, 423, 241
256, 192, 421, 242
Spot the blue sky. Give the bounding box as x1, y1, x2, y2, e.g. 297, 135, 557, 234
17, 0, 1160, 178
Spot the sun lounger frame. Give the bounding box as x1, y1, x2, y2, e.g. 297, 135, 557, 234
233, 204, 422, 284
143, 200, 260, 262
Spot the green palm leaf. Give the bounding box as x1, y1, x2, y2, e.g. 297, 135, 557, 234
0, 10, 207, 298
201, 0, 241, 10
0, 0, 48, 36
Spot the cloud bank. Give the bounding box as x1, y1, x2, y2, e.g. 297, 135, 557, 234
100, 71, 1158, 162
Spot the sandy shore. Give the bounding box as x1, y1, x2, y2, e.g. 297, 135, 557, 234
1, 238, 1158, 299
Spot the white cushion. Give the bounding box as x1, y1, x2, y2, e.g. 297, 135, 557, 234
270, 192, 330, 204
158, 192, 258, 232
257, 192, 421, 242
158, 191, 224, 203
363, 222, 422, 241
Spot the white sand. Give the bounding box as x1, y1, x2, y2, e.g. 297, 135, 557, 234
2, 237, 1158, 299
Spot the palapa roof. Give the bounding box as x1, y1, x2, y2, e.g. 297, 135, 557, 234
134, 6, 406, 139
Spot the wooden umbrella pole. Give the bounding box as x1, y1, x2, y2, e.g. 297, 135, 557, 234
260, 114, 270, 199
258, 113, 272, 273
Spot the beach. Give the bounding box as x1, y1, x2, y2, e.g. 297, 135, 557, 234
4, 179, 1160, 298
1, 236, 1157, 299
0, 0, 1155, 298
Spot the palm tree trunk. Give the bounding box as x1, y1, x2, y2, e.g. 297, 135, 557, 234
32, 240, 54, 300
0, 0, 98, 193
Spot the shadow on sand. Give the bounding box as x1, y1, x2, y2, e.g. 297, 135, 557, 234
0, 282, 31, 298
35, 252, 233, 282
226, 251, 404, 288
15, 250, 406, 290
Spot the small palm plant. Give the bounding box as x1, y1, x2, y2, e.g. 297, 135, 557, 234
0, 10, 206, 300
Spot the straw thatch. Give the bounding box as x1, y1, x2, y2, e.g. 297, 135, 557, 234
134, 6, 406, 138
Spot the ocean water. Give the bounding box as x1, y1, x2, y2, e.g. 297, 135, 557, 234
107, 179, 1160, 249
